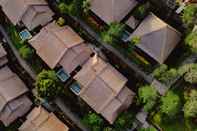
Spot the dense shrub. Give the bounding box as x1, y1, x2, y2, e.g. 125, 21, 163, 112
153, 64, 178, 85
182, 5, 197, 29
19, 45, 34, 60
114, 111, 135, 130
101, 22, 125, 44
160, 91, 181, 117
184, 89, 197, 118
185, 31, 197, 52
133, 3, 150, 20
178, 63, 197, 84
58, 0, 90, 16
82, 112, 104, 131
138, 85, 158, 111
56, 17, 65, 26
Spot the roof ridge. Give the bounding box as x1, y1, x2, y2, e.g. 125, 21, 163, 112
160, 26, 168, 64
45, 24, 69, 67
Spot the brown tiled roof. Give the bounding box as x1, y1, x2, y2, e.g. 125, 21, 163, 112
59, 43, 93, 74
29, 22, 86, 69
0, 95, 32, 126
0, 66, 28, 112
0, 66, 32, 126
74, 55, 135, 123
19, 106, 69, 131
90, 0, 138, 23
129, 13, 181, 64
0, 0, 53, 30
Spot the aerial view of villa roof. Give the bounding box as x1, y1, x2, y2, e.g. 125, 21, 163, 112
0, 0, 54, 30
19, 106, 69, 131
90, 0, 138, 23
0, 0, 196, 131
0, 66, 32, 126
74, 54, 135, 123
129, 13, 181, 64
29, 22, 92, 73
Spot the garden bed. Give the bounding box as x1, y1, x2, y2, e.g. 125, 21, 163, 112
6, 24, 47, 74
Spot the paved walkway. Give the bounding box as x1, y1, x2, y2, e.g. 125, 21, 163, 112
55, 97, 90, 131
0, 25, 36, 80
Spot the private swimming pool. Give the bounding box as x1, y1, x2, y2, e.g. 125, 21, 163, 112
19, 29, 32, 41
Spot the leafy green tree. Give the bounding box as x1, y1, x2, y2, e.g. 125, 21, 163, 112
153, 64, 178, 84
131, 36, 141, 45
114, 111, 134, 130
160, 91, 181, 117
82, 0, 90, 14
58, 0, 89, 16
58, 3, 68, 14
138, 85, 158, 111
153, 64, 168, 78
36, 70, 63, 100
184, 89, 197, 118
133, 3, 150, 20
127, 36, 141, 52
178, 63, 197, 84
185, 31, 197, 52
182, 5, 197, 29
19, 45, 34, 60
101, 22, 125, 44
82, 112, 104, 131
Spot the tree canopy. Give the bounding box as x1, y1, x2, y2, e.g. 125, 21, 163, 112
101, 22, 125, 44
178, 63, 197, 84
185, 31, 197, 52
19, 45, 34, 60
182, 5, 197, 29
160, 91, 181, 117
114, 111, 134, 130
58, 0, 90, 16
138, 85, 158, 111
184, 89, 197, 118
36, 70, 63, 100
82, 112, 104, 131
153, 64, 178, 85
